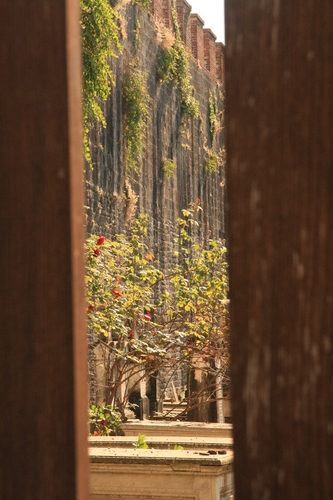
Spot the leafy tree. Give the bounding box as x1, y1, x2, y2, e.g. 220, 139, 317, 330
86, 204, 229, 419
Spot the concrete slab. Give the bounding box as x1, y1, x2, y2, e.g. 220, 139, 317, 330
89, 447, 234, 500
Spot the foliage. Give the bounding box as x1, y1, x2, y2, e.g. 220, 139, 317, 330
81, 0, 121, 164
86, 204, 229, 419
134, 16, 141, 50
162, 158, 177, 179
123, 68, 150, 173
134, 433, 149, 449
132, 0, 151, 12
89, 401, 122, 436
157, 9, 199, 119
205, 152, 220, 173
205, 148, 226, 174
208, 90, 222, 147
86, 213, 162, 339
174, 444, 184, 450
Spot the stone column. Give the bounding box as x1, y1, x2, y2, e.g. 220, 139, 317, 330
190, 14, 205, 69
204, 28, 217, 79
140, 369, 150, 419
215, 358, 225, 424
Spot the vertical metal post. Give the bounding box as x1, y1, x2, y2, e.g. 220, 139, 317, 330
226, 0, 333, 497
0, 0, 88, 498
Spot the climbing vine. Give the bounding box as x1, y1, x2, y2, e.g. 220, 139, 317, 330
81, 0, 121, 163
208, 90, 222, 147
134, 16, 141, 50
123, 68, 150, 173
157, 8, 199, 119
162, 158, 177, 178
132, 0, 151, 12
205, 147, 226, 174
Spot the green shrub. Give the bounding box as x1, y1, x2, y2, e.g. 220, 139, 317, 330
89, 402, 122, 436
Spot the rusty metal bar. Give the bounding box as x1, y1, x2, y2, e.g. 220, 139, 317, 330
226, 1, 333, 498
0, 0, 88, 498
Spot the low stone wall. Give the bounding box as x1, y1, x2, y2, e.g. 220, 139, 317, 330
89, 448, 234, 500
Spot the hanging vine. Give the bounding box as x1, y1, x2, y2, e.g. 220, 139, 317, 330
123, 68, 150, 174
81, 0, 121, 164
208, 90, 222, 147
157, 8, 200, 120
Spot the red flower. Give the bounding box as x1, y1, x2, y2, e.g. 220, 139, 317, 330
93, 431, 100, 436
144, 312, 152, 321
129, 331, 134, 339
148, 355, 154, 361
92, 247, 100, 257
112, 288, 122, 298
97, 234, 105, 246
88, 304, 95, 312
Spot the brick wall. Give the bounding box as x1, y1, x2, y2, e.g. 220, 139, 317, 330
176, 0, 192, 50
86, 3, 226, 248
86, 1, 226, 403
190, 14, 205, 68
204, 29, 217, 80
216, 42, 225, 87
152, 0, 225, 81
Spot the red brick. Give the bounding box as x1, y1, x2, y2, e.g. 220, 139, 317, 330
204, 29, 217, 79
190, 14, 205, 68
216, 42, 225, 87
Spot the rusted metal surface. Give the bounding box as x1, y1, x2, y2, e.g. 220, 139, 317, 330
226, 1, 333, 498
0, 0, 88, 498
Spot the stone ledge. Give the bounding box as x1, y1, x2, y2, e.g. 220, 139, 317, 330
89, 447, 233, 468
89, 435, 233, 449
90, 448, 234, 499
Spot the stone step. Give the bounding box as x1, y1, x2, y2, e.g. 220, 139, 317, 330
89, 435, 233, 450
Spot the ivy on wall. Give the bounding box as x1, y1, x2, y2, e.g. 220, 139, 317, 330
81, 0, 121, 163
157, 8, 200, 120
162, 158, 177, 178
205, 147, 226, 174
132, 0, 151, 12
208, 90, 222, 147
81, 0, 224, 180
123, 68, 150, 174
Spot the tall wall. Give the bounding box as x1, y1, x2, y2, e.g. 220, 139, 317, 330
86, 0, 226, 275
86, 0, 226, 403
